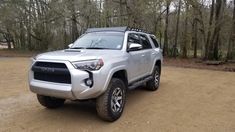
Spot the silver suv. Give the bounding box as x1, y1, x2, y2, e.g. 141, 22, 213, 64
29, 27, 163, 122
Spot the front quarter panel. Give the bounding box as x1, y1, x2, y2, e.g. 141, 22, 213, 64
98, 54, 129, 94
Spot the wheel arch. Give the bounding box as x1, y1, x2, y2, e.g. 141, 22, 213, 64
112, 70, 128, 88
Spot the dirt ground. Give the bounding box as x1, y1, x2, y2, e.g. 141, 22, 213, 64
0, 57, 235, 132
164, 57, 235, 72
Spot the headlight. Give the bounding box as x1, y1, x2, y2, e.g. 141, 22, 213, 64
72, 59, 104, 71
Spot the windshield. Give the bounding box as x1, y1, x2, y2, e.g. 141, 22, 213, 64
71, 32, 124, 50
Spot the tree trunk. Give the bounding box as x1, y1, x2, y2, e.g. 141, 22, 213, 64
191, 3, 198, 58
71, 0, 79, 42
182, 2, 189, 58
189, 0, 206, 58
173, 0, 182, 57
63, 19, 67, 48
119, 0, 123, 26
163, 1, 170, 56
27, 0, 32, 50
192, 17, 198, 58
205, 0, 215, 59
3, 30, 12, 50
159, 4, 163, 47
159, 17, 162, 48
5, 34, 11, 50
19, 21, 25, 49
208, 0, 225, 60
227, 0, 235, 60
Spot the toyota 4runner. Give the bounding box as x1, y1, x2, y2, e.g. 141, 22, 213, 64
29, 27, 163, 122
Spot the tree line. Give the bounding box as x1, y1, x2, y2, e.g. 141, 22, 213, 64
0, 0, 234, 60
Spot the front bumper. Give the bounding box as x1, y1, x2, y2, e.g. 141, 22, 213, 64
29, 59, 108, 100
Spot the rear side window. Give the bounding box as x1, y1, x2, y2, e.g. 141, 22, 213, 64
128, 33, 140, 44
150, 36, 159, 48
140, 34, 152, 49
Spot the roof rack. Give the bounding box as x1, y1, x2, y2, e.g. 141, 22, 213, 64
86, 27, 127, 33
85, 26, 150, 34
126, 27, 149, 33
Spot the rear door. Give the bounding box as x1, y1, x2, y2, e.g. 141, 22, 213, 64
139, 34, 153, 76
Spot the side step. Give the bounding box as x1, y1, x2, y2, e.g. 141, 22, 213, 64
128, 76, 153, 90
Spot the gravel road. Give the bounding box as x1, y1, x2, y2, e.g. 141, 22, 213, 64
0, 58, 234, 132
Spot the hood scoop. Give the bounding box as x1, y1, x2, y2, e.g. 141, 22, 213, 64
64, 49, 82, 52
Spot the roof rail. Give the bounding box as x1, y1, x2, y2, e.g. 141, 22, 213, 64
85, 26, 150, 34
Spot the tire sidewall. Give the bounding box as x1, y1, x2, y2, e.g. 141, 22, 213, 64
146, 66, 160, 91
107, 79, 126, 120
153, 66, 160, 88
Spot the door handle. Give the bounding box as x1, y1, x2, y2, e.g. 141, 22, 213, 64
141, 54, 145, 57
152, 53, 156, 55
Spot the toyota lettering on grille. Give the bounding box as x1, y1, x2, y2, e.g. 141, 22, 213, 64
40, 67, 55, 73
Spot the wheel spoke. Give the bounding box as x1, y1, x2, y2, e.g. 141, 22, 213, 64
111, 87, 123, 113
116, 96, 122, 101
116, 90, 121, 96
116, 102, 121, 107
113, 103, 117, 112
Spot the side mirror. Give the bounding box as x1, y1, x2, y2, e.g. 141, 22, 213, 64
68, 43, 73, 48
127, 43, 142, 52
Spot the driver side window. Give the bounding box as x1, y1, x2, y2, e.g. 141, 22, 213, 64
128, 33, 140, 44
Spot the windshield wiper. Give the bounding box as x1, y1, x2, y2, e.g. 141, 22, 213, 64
70, 47, 111, 50
70, 47, 86, 49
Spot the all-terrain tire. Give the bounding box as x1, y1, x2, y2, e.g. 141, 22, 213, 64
37, 94, 65, 109
146, 66, 160, 91
96, 78, 126, 122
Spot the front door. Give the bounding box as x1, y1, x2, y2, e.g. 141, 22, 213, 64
126, 33, 145, 82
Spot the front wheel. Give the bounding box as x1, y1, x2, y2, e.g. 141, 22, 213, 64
37, 94, 65, 109
96, 78, 126, 122
146, 66, 160, 91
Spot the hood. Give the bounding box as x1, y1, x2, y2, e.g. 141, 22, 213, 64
36, 49, 123, 62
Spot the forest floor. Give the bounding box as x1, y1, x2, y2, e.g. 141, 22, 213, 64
0, 57, 234, 131
164, 57, 235, 72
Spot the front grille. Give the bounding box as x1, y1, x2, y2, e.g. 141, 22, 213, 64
34, 62, 67, 68
32, 62, 71, 84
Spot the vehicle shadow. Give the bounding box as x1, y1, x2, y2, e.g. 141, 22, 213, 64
37, 83, 165, 124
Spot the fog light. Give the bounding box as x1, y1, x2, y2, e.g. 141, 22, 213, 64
85, 78, 93, 87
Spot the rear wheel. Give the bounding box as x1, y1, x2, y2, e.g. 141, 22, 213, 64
146, 66, 160, 91
37, 94, 65, 109
96, 78, 126, 122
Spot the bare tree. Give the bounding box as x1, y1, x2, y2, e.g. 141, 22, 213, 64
163, 0, 170, 56
208, 0, 226, 60
205, 0, 215, 59
227, 0, 235, 60
182, 1, 189, 58
173, 0, 182, 57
